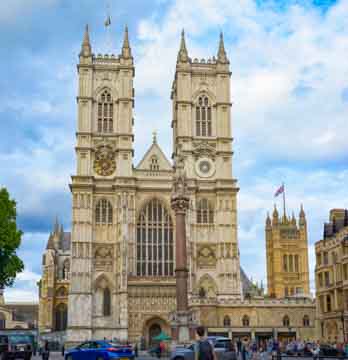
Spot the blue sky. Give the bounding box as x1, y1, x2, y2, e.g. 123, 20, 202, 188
1, 0, 347, 301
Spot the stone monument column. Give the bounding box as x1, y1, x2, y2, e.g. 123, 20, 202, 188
170, 157, 196, 344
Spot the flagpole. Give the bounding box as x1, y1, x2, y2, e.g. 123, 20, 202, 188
282, 182, 286, 220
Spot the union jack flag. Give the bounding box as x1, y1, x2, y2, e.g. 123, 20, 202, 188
274, 184, 284, 197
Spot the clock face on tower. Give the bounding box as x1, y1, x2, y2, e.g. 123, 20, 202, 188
195, 157, 215, 178
93, 145, 116, 176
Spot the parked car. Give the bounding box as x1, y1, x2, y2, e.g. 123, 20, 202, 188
320, 344, 345, 357
0, 334, 33, 360
65, 340, 134, 360
171, 337, 233, 360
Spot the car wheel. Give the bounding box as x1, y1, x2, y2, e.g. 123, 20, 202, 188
66, 355, 73, 360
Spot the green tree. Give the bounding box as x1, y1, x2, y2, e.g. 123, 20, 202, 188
0, 187, 24, 288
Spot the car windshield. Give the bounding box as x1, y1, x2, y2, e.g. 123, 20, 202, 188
8, 335, 32, 344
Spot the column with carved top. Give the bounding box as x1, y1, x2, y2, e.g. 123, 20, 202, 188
170, 159, 196, 343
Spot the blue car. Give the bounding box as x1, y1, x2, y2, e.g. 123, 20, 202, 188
65, 340, 134, 360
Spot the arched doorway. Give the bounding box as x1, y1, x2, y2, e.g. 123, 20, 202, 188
143, 317, 170, 348
149, 323, 162, 346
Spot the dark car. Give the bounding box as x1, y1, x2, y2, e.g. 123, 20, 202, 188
320, 344, 345, 357
0, 334, 33, 360
65, 340, 134, 360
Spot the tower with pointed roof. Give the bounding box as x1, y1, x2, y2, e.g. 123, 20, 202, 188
265, 205, 310, 298
171, 30, 241, 300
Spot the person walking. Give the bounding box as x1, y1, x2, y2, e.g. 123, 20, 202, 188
195, 326, 217, 360
134, 342, 138, 358
42, 340, 50, 360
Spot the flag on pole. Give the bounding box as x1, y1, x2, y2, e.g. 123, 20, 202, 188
274, 184, 284, 197
104, 15, 111, 27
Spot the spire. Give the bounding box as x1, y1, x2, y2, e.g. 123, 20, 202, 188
272, 204, 279, 225
299, 204, 306, 226
177, 29, 189, 63
217, 31, 229, 64
80, 24, 92, 57
54, 216, 59, 234
46, 233, 55, 250
266, 212, 272, 228
291, 212, 296, 226
121, 25, 132, 59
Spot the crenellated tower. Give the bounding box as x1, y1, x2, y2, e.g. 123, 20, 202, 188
68, 25, 135, 343
171, 31, 241, 301
266, 205, 310, 298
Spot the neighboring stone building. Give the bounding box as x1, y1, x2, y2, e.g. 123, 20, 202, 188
38, 27, 316, 345
266, 205, 310, 298
0, 289, 38, 331
315, 209, 348, 342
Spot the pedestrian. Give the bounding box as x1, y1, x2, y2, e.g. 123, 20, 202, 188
61, 344, 65, 356
134, 342, 138, 358
42, 340, 50, 360
237, 338, 242, 355
194, 325, 217, 360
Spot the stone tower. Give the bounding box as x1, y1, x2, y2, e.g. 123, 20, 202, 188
171, 31, 241, 300
67, 25, 134, 343
265, 205, 310, 298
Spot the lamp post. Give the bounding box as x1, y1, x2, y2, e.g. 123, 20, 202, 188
341, 312, 346, 343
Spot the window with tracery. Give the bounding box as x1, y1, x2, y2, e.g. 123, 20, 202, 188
303, 315, 310, 327
97, 90, 113, 133
96, 199, 113, 225
242, 315, 250, 327
283, 315, 290, 327
223, 316, 231, 327
196, 95, 212, 137
150, 156, 160, 171
103, 288, 111, 316
197, 198, 214, 224
54, 304, 67, 331
136, 199, 174, 276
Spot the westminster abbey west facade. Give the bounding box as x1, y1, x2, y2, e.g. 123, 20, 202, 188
39, 27, 316, 345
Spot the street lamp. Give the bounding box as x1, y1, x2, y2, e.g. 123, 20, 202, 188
341, 312, 345, 342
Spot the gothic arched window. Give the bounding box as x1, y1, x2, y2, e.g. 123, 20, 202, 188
103, 287, 111, 316
197, 198, 214, 224
289, 254, 294, 272
54, 304, 67, 331
242, 315, 250, 327
136, 199, 174, 276
96, 199, 113, 225
326, 295, 332, 312
223, 315, 231, 327
294, 255, 299, 272
303, 315, 310, 327
56, 287, 68, 297
196, 95, 212, 137
0, 312, 5, 330
62, 259, 70, 280
97, 90, 113, 133
283, 315, 290, 327
150, 156, 160, 171
283, 255, 288, 272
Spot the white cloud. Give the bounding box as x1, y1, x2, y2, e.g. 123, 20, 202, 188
0, 0, 59, 25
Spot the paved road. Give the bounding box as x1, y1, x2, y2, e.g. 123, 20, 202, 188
32, 354, 161, 360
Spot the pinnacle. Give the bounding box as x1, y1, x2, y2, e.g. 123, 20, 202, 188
122, 24, 132, 58
80, 24, 92, 57
177, 28, 189, 63
217, 31, 229, 64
